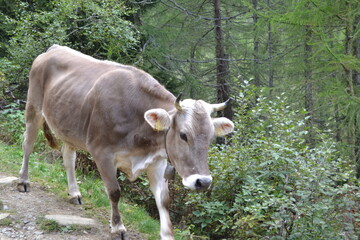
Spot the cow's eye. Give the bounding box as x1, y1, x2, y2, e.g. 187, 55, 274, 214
180, 132, 188, 142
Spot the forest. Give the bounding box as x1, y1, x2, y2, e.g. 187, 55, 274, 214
0, 0, 359, 239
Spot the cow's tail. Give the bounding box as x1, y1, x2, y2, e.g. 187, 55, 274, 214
43, 121, 59, 149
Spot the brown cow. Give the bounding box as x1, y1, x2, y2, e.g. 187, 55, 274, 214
18, 45, 234, 239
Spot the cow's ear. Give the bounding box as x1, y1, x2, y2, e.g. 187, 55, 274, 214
212, 117, 234, 136
144, 108, 171, 131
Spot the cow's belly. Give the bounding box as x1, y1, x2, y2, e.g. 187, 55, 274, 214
115, 149, 167, 181
42, 110, 88, 151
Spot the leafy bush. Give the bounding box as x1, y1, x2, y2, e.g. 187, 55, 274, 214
0, 103, 25, 145
2, 0, 139, 101
185, 82, 359, 239
0, 103, 48, 152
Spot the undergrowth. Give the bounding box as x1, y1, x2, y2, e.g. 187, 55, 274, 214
183, 83, 360, 239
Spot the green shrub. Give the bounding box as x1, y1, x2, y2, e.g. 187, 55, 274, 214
0, 103, 25, 145
185, 82, 359, 239
0, 103, 48, 152
1, 0, 140, 102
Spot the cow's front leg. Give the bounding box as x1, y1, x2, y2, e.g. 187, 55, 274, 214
147, 159, 174, 240
62, 144, 82, 204
95, 155, 128, 240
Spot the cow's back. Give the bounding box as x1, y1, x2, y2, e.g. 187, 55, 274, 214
29, 45, 175, 151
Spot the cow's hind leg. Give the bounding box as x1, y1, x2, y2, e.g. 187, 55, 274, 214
18, 105, 42, 192
62, 144, 82, 204
147, 159, 174, 240
95, 155, 128, 240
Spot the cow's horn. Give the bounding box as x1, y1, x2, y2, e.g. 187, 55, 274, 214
175, 93, 183, 111
211, 99, 230, 112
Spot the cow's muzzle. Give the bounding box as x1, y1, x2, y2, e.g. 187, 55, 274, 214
182, 175, 212, 191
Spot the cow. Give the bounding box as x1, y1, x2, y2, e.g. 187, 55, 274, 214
18, 45, 234, 240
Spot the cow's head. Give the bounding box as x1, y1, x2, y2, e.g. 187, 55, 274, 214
144, 95, 234, 191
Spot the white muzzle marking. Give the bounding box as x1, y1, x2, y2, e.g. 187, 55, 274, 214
182, 174, 213, 190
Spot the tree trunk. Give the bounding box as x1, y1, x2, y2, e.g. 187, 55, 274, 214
267, 0, 274, 93
252, 0, 260, 87
352, 12, 360, 178
213, 0, 232, 119
354, 17, 360, 86
213, 0, 232, 144
344, 2, 355, 160
189, 46, 196, 98
334, 104, 342, 142
304, 25, 315, 148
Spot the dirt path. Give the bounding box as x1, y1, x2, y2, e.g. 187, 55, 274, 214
0, 173, 145, 240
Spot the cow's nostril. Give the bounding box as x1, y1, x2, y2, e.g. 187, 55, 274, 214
195, 178, 212, 191
195, 179, 202, 189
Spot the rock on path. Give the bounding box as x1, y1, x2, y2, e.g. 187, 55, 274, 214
44, 215, 97, 226
0, 177, 18, 187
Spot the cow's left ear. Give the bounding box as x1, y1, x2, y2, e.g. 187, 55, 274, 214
144, 108, 171, 131
212, 117, 234, 136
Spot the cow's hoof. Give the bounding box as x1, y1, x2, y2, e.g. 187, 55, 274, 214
69, 196, 82, 205
110, 231, 128, 240
17, 181, 30, 192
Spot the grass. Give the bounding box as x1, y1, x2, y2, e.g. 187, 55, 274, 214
37, 217, 63, 232
0, 142, 161, 239
0, 215, 12, 226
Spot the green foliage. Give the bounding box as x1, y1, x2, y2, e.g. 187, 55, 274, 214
0, 103, 25, 145
37, 218, 63, 232
0, 103, 48, 152
0, 58, 20, 102
117, 173, 155, 210
185, 81, 359, 239
1, 0, 139, 101
0, 217, 12, 226
138, 1, 222, 99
